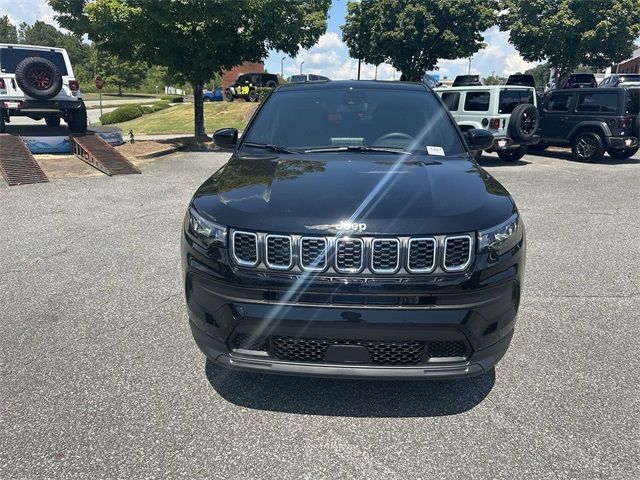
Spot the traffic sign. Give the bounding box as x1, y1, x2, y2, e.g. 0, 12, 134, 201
95, 75, 104, 90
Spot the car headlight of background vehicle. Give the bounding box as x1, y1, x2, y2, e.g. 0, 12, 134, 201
187, 207, 227, 248
478, 212, 522, 255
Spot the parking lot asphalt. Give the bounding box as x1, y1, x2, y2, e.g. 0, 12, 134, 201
1, 150, 639, 479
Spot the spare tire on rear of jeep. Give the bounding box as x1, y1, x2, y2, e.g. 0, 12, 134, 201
15, 57, 63, 100
508, 103, 539, 143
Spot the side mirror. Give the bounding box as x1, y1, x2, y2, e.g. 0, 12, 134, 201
213, 128, 238, 149
464, 128, 494, 152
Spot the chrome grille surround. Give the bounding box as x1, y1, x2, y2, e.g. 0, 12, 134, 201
229, 229, 475, 275
370, 238, 400, 274
442, 234, 473, 272
231, 231, 259, 267
335, 238, 364, 273
299, 236, 328, 272
406, 237, 437, 273
265, 234, 293, 270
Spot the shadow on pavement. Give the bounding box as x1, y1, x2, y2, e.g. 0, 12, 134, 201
529, 149, 640, 165
205, 360, 495, 417
477, 154, 531, 167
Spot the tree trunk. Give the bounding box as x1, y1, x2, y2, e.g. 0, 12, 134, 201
192, 81, 206, 140
118, 84, 122, 96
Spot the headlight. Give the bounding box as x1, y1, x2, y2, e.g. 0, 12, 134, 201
187, 207, 227, 247
478, 212, 521, 255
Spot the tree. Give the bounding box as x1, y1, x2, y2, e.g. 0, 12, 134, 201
524, 63, 551, 89
96, 50, 148, 96
500, 0, 640, 84
483, 74, 507, 85
0, 15, 18, 43
51, 0, 331, 139
341, 0, 498, 80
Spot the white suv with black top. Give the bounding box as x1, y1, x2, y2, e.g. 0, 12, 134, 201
0, 44, 87, 133
435, 75, 539, 162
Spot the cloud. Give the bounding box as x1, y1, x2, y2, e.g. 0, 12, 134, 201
0, 0, 58, 27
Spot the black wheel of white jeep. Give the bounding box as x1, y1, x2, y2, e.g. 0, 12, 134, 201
607, 147, 638, 160
67, 107, 88, 134
497, 147, 526, 162
0, 110, 5, 133
45, 116, 61, 128
508, 104, 538, 142
15, 57, 63, 100
571, 132, 604, 162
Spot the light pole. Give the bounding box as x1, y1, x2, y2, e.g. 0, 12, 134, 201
281, 56, 286, 78
467, 56, 472, 74
300, 61, 304, 74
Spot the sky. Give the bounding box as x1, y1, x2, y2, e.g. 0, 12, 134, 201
1, 0, 538, 80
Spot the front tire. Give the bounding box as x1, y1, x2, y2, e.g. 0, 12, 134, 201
224, 91, 234, 102
45, 116, 61, 128
67, 107, 88, 134
571, 132, 604, 162
607, 147, 638, 160
248, 90, 259, 102
497, 146, 526, 162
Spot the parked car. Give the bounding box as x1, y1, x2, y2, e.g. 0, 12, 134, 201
537, 87, 639, 161
287, 74, 330, 83
224, 72, 278, 102
599, 74, 640, 88
203, 88, 223, 102
435, 75, 540, 162
560, 73, 597, 89
452, 74, 482, 87
0, 43, 87, 133
421, 73, 441, 88
183, 80, 526, 380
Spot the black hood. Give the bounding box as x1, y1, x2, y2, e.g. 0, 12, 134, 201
192, 153, 515, 235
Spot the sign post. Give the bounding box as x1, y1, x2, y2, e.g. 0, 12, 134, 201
95, 75, 105, 123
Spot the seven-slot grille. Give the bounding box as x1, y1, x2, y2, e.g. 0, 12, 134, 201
407, 238, 436, 273
335, 238, 364, 272
371, 239, 400, 273
299, 237, 328, 271
231, 231, 258, 266
265, 234, 292, 269
443, 235, 472, 272
230, 231, 474, 274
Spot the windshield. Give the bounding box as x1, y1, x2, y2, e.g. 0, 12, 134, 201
242, 86, 466, 155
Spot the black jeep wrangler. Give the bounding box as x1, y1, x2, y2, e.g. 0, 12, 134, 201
536, 87, 639, 161
224, 72, 279, 102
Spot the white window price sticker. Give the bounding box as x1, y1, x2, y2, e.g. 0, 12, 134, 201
426, 146, 445, 156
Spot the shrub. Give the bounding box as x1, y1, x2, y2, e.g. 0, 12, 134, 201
255, 87, 273, 102
160, 94, 184, 103
100, 104, 144, 124
151, 101, 171, 112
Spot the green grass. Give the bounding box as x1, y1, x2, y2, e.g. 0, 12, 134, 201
116, 102, 256, 135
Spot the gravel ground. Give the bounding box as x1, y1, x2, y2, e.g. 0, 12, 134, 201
1, 150, 638, 479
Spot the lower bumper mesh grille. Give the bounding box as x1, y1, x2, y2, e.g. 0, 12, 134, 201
272, 336, 425, 365
428, 340, 467, 358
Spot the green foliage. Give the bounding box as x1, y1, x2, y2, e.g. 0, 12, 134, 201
499, 0, 640, 82
95, 49, 148, 95
160, 94, 184, 103
524, 63, 551, 89
51, 0, 331, 136
0, 15, 18, 43
101, 104, 144, 125
341, 0, 498, 80
255, 87, 273, 102
100, 101, 170, 124
483, 75, 507, 85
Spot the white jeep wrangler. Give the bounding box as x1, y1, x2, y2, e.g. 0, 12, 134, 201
435, 75, 540, 161
0, 44, 87, 134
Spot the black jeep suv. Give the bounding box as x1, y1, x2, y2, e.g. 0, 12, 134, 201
183, 81, 525, 379
224, 72, 279, 102
537, 87, 639, 161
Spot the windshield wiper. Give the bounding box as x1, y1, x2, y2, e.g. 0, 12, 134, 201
304, 145, 410, 154
242, 142, 302, 154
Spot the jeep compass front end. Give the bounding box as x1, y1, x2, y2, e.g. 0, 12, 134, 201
182, 81, 525, 379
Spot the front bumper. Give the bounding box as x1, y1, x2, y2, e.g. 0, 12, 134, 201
183, 234, 525, 380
